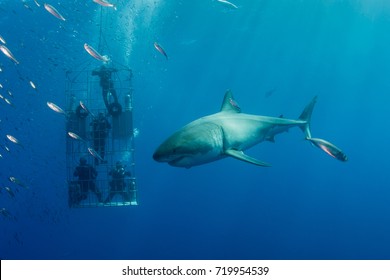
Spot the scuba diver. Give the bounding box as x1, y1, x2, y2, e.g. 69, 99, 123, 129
90, 112, 111, 165
92, 65, 122, 116
72, 157, 103, 204
104, 161, 132, 203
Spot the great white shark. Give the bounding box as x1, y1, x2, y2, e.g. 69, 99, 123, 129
153, 90, 347, 168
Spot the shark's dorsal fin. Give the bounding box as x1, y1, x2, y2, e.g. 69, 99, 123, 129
225, 149, 271, 167
220, 90, 241, 113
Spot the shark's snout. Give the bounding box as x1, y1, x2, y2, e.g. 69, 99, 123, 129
153, 144, 179, 163
152, 149, 165, 162
153, 138, 203, 168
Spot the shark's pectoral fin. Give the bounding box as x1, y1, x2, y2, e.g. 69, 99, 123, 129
225, 149, 271, 167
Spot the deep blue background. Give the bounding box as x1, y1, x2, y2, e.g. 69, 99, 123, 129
1, 0, 390, 259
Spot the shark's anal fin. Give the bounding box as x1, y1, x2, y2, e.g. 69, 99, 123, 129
225, 149, 271, 167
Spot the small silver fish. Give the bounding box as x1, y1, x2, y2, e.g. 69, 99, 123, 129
93, 0, 117, 10
68, 132, 86, 142
0, 35, 6, 44
306, 137, 348, 162
6, 134, 23, 147
4, 98, 13, 106
0, 45, 19, 64
84, 43, 109, 62
47, 101, 66, 115
44, 3, 66, 21
154, 42, 168, 59
79, 101, 95, 118
29, 81, 37, 90
1, 144, 10, 152
88, 147, 104, 161
9, 176, 28, 189
4, 187, 15, 198
0, 207, 16, 220
217, 0, 238, 9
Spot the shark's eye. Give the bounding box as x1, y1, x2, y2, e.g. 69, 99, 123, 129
173, 147, 184, 154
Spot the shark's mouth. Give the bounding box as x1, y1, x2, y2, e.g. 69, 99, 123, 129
168, 156, 187, 167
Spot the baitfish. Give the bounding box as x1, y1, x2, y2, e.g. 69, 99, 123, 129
79, 101, 89, 111
217, 0, 238, 9
0, 35, 6, 44
79, 101, 95, 118
0, 45, 19, 64
4, 98, 13, 106
6, 134, 23, 148
306, 137, 348, 162
29, 81, 37, 90
47, 101, 66, 115
68, 132, 86, 142
9, 176, 28, 189
154, 42, 168, 59
4, 187, 15, 198
44, 3, 66, 21
0, 208, 16, 220
84, 43, 109, 62
88, 147, 104, 161
93, 0, 117, 10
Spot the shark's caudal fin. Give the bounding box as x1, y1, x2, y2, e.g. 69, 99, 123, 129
298, 96, 318, 138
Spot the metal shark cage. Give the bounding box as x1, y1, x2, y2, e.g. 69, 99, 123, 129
65, 64, 137, 208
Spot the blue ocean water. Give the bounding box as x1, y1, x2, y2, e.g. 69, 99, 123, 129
1, 0, 390, 260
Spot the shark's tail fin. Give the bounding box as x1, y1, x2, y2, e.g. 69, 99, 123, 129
298, 96, 318, 138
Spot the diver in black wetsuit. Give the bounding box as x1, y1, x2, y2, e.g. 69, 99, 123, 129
104, 161, 132, 203
73, 157, 103, 203
90, 112, 111, 165
92, 65, 121, 116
